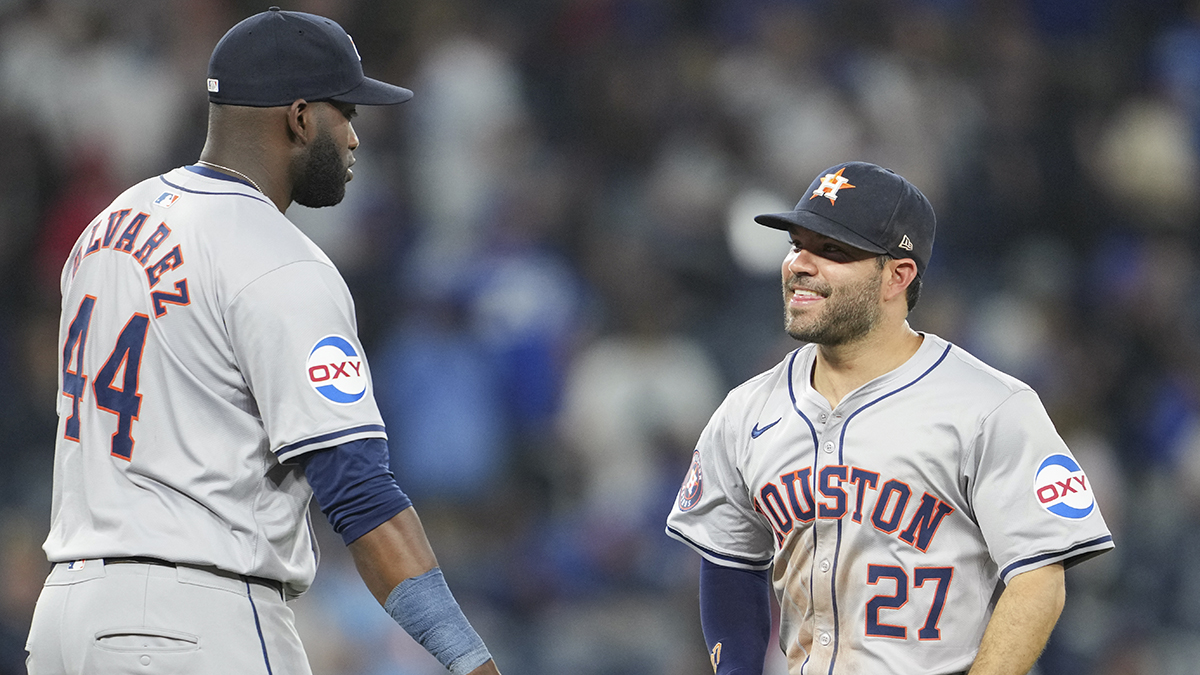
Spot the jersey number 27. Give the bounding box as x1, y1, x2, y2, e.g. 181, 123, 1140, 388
61, 296, 149, 461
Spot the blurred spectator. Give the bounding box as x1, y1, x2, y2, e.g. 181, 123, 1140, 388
558, 234, 723, 524
375, 292, 509, 504
0, 0, 187, 186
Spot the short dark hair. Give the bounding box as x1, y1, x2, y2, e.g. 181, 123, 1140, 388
876, 255, 921, 311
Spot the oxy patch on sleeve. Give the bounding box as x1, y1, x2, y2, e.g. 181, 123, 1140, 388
306, 335, 367, 405
1033, 453, 1095, 519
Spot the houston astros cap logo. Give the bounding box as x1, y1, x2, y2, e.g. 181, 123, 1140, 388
810, 167, 856, 204
677, 450, 704, 511
307, 335, 367, 404
1033, 454, 1096, 519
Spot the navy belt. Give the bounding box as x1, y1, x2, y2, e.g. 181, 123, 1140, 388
103, 556, 284, 596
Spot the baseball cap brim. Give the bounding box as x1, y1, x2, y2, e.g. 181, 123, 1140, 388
754, 209, 889, 256
329, 76, 414, 105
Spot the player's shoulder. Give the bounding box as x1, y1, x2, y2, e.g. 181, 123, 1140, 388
924, 333, 1035, 400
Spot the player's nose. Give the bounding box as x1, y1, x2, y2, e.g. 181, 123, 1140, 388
784, 248, 819, 275
348, 123, 359, 151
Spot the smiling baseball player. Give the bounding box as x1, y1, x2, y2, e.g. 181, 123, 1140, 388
666, 161, 1113, 675
26, 9, 499, 675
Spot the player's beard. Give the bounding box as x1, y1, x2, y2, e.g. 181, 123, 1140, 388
290, 127, 349, 208
783, 272, 883, 346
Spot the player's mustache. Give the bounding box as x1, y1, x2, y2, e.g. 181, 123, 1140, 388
784, 275, 831, 297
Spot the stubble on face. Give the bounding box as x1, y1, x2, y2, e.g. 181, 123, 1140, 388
783, 267, 884, 346
290, 126, 349, 208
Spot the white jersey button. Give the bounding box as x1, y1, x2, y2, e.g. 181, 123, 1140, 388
819, 633, 831, 646
823, 441, 835, 453
818, 413, 828, 423
819, 559, 831, 572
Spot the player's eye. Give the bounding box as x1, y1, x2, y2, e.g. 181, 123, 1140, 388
327, 101, 357, 120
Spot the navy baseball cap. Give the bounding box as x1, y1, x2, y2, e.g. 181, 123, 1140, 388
207, 7, 413, 107
755, 161, 936, 275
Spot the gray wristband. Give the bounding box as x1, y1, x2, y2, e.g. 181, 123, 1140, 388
383, 567, 492, 675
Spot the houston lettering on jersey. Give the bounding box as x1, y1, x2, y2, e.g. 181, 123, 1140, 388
753, 464, 955, 552
68, 202, 190, 319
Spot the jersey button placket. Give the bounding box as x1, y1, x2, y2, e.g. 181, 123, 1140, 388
806, 415, 844, 667
812, 417, 842, 669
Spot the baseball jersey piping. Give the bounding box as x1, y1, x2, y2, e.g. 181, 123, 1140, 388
245, 579, 276, 675
665, 525, 774, 569
274, 424, 388, 459
835, 343, 955, 464
161, 172, 275, 207
998, 534, 1115, 581
785, 348, 821, 674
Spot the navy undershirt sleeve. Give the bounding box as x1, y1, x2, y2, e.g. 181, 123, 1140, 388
699, 558, 772, 675
299, 437, 413, 545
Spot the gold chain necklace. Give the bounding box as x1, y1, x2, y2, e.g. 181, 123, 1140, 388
195, 160, 264, 194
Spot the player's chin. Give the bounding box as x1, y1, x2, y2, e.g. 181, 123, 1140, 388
784, 303, 816, 323
784, 310, 824, 337
293, 185, 348, 208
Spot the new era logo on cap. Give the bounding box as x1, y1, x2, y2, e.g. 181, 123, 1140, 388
754, 161, 936, 275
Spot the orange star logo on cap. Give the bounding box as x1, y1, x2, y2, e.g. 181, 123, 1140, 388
810, 167, 856, 204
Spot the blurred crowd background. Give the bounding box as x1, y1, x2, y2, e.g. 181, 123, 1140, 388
3, 0, 1200, 673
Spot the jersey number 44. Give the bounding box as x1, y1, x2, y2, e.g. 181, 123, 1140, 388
61, 295, 149, 461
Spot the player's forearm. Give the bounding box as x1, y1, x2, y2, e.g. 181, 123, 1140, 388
350, 508, 500, 674
968, 563, 1065, 675
699, 559, 772, 674
348, 506, 439, 604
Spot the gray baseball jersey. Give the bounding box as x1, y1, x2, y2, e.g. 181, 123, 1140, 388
44, 166, 387, 595
666, 333, 1113, 674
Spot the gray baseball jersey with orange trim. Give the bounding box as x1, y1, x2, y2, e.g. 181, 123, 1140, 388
44, 166, 387, 595
666, 333, 1113, 674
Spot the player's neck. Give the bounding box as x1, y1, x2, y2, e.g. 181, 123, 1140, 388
197, 151, 290, 213
811, 322, 923, 409
199, 116, 293, 213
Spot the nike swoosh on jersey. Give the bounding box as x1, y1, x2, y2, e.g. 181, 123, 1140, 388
751, 418, 782, 439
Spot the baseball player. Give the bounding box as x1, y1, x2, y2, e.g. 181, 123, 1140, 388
666, 162, 1114, 675
25, 9, 500, 675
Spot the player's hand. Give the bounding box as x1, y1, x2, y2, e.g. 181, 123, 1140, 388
466, 659, 501, 675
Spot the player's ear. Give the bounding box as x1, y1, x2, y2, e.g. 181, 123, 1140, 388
883, 258, 918, 305
286, 99, 313, 145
